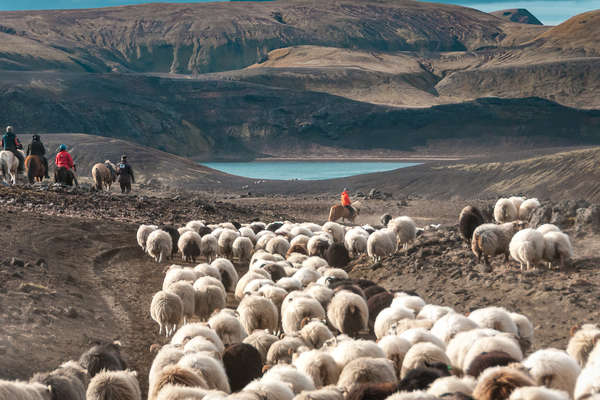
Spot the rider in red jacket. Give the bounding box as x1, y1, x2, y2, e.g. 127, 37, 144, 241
341, 188, 355, 217
55, 144, 74, 170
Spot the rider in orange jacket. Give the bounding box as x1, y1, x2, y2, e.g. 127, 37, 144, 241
341, 188, 355, 217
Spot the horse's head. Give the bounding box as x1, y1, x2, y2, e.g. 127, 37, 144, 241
105, 160, 117, 181
353, 201, 362, 215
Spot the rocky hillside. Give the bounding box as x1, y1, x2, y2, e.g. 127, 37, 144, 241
490, 9, 543, 25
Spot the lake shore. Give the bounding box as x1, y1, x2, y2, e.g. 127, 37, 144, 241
251, 156, 464, 162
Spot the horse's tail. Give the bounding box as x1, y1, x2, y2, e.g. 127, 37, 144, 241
328, 206, 336, 222
26, 158, 34, 184
92, 165, 102, 190
0, 158, 5, 180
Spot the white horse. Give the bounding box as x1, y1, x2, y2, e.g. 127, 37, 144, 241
0, 150, 22, 185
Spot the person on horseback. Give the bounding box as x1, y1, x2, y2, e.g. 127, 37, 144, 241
341, 188, 355, 218
1, 126, 24, 174
116, 155, 135, 194
26, 134, 50, 179
55, 144, 75, 171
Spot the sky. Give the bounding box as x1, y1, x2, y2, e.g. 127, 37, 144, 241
0, 0, 597, 25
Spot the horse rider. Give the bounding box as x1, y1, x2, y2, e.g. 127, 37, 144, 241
341, 188, 355, 218
1, 126, 24, 174
26, 134, 50, 179
55, 144, 75, 172
116, 155, 135, 194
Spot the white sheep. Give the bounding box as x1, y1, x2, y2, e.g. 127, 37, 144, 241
344, 228, 369, 256
211, 258, 239, 292
243, 379, 294, 400
536, 224, 561, 235
390, 293, 425, 314
208, 310, 248, 346
293, 386, 344, 400
151, 290, 183, 337
574, 364, 600, 400
519, 198, 541, 221
400, 342, 451, 379
430, 312, 479, 344
292, 268, 321, 287
194, 263, 221, 280
337, 357, 397, 390
262, 365, 316, 394
239, 226, 257, 243
302, 256, 329, 270
194, 275, 226, 294
416, 304, 454, 322
292, 350, 340, 388
266, 336, 306, 366
387, 319, 435, 336
446, 328, 500, 372
471, 222, 524, 265
0, 380, 52, 400
509, 387, 570, 400
567, 324, 600, 367
276, 277, 303, 292
299, 319, 334, 349
374, 306, 415, 339
388, 216, 417, 251
243, 330, 279, 364
137, 224, 158, 252
193, 281, 226, 321
235, 271, 270, 300
326, 339, 385, 370
542, 231, 573, 269
148, 345, 185, 400
165, 281, 195, 324
377, 335, 412, 379
86, 370, 141, 400
307, 235, 331, 257
266, 236, 291, 257
327, 291, 368, 337
509, 312, 534, 353
156, 385, 208, 400
523, 348, 580, 397
385, 392, 439, 400
170, 323, 225, 353
178, 352, 231, 393
201, 235, 218, 263
162, 267, 196, 290
237, 295, 279, 334
306, 284, 335, 311
427, 376, 476, 398
462, 335, 523, 372
257, 285, 288, 311
255, 232, 276, 251
147, 229, 173, 263
178, 231, 202, 263
367, 229, 397, 262
282, 297, 326, 334
186, 220, 206, 233
494, 198, 519, 223
183, 336, 222, 359
509, 228, 545, 270
218, 229, 239, 258
468, 307, 519, 336
322, 222, 345, 244
233, 236, 254, 262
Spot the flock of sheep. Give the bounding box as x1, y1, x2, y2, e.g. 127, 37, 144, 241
0, 195, 589, 400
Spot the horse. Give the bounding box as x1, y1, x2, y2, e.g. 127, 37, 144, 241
328, 201, 361, 223
0, 150, 21, 185
25, 155, 46, 184
54, 166, 78, 187
91, 160, 117, 191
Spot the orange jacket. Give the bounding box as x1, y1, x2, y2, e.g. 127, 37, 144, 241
55, 150, 74, 170
341, 191, 351, 206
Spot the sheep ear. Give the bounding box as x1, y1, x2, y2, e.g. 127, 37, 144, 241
570, 325, 580, 337
113, 340, 122, 347
261, 364, 272, 374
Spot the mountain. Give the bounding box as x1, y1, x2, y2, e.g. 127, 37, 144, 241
490, 9, 543, 25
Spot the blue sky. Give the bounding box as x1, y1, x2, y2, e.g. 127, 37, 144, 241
0, 0, 597, 25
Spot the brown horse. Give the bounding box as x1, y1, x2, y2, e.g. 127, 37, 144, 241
328, 201, 361, 223
54, 166, 78, 187
25, 155, 46, 184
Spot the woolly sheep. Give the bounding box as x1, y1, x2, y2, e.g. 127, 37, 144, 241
266, 336, 306, 365
218, 229, 239, 259
567, 324, 600, 367
519, 198, 541, 221
239, 226, 257, 243
208, 310, 248, 346
186, 220, 206, 232
472, 366, 536, 400
243, 330, 279, 363
170, 323, 225, 354
522, 348, 580, 397
374, 306, 415, 339
471, 222, 524, 265
292, 268, 321, 286
574, 364, 600, 400
155, 385, 208, 400
150, 365, 208, 400
337, 357, 397, 390
390, 294, 425, 314
194, 263, 221, 280
458, 205, 485, 243
263, 365, 316, 394
299, 318, 334, 349
267, 236, 291, 257
388, 216, 417, 251
137, 224, 158, 252
233, 236, 254, 262
237, 295, 279, 334
466, 350, 519, 378
509, 228, 545, 270
385, 391, 439, 400
367, 229, 396, 262
427, 376, 476, 397
79, 340, 127, 378
400, 342, 451, 379
307, 236, 331, 258
509, 312, 534, 353
494, 198, 519, 223
302, 256, 329, 270
147, 345, 185, 400
292, 350, 340, 388
256, 232, 277, 251
542, 231, 573, 269
291, 226, 313, 238
327, 339, 385, 370
201, 235, 218, 263
183, 336, 221, 359
211, 258, 239, 292
86, 370, 141, 400
318, 268, 349, 282
327, 291, 368, 337
430, 312, 479, 344
236, 271, 271, 300
468, 307, 519, 336
243, 379, 294, 400
378, 335, 412, 379
509, 387, 569, 400
194, 282, 226, 321
0, 380, 52, 400
258, 285, 288, 311
462, 335, 523, 373
536, 224, 561, 235
344, 228, 368, 256
31, 360, 88, 400
147, 230, 173, 263
163, 267, 196, 291
178, 353, 231, 393
194, 275, 226, 294
283, 297, 326, 334
277, 277, 303, 292
166, 281, 195, 324
151, 290, 183, 337
446, 329, 500, 373
322, 222, 345, 244
177, 231, 202, 263
293, 386, 344, 400
398, 328, 446, 350
387, 319, 435, 336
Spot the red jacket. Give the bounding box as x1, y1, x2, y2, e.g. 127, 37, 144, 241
55, 150, 74, 170
341, 191, 351, 206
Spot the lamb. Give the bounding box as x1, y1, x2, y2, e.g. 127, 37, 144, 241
208, 310, 248, 346
194, 281, 226, 321
292, 350, 340, 388
31, 360, 88, 400
165, 281, 195, 324
86, 370, 141, 400
519, 198, 541, 221
388, 216, 417, 251
243, 330, 279, 363
147, 229, 173, 263
177, 231, 202, 263
472, 366, 536, 400
201, 235, 218, 263
458, 206, 485, 244
536, 224, 561, 235
300, 319, 334, 349
237, 295, 279, 334
427, 376, 476, 398
151, 290, 184, 337
400, 342, 451, 379
178, 353, 231, 393
223, 343, 263, 392
282, 297, 326, 334
212, 258, 239, 292
509, 312, 534, 353
233, 237, 254, 262
471, 222, 524, 266
170, 323, 225, 354
137, 224, 158, 252
374, 306, 415, 339
243, 379, 294, 400
344, 228, 369, 257
327, 291, 368, 337
522, 348, 580, 397
218, 229, 239, 259
322, 222, 345, 244
266, 236, 291, 257
574, 364, 600, 400
262, 365, 316, 394
266, 336, 306, 365
0, 380, 52, 400
150, 365, 208, 400
509, 228, 545, 270
337, 357, 397, 390
509, 387, 570, 400
367, 229, 397, 262
567, 324, 600, 366
430, 312, 479, 344
494, 198, 519, 223
377, 335, 412, 379
79, 340, 127, 378
468, 307, 519, 336
542, 231, 573, 269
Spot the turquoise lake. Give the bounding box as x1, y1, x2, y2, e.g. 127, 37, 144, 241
202, 161, 420, 181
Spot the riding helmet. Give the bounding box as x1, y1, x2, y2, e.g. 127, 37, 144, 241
32, 134, 40, 141
58, 144, 67, 151
6, 126, 13, 133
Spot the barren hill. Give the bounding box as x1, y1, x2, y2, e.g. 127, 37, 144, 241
490, 9, 543, 25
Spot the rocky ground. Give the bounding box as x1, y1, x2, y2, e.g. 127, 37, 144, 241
0, 184, 598, 397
